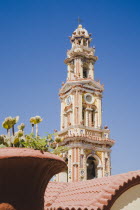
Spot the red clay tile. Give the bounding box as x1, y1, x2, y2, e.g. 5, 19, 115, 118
45, 170, 140, 210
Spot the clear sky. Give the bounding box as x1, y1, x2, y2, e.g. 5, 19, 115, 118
0, 0, 140, 175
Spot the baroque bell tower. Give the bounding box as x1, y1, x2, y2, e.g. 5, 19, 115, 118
56, 24, 115, 182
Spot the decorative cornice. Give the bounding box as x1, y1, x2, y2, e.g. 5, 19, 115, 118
59, 80, 104, 96
58, 135, 115, 147
58, 125, 110, 135
64, 52, 98, 64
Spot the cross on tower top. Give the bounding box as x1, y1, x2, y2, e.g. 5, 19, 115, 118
77, 16, 83, 25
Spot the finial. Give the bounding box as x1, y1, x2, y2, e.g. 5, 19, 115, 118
78, 24, 82, 28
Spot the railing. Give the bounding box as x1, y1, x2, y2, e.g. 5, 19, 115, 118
85, 130, 101, 137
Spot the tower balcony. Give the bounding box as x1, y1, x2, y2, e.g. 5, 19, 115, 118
57, 125, 115, 147
67, 45, 95, 56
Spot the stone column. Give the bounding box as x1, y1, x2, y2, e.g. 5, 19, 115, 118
88, 111, 91, 127
102, 151, 105, 176
72, 148, 79, 182
97, 166, 103, 178
68, 149, 72, 182
107, 152, 111, 176
78, 91, 83, 124
89, 62, 94, 79
67, 64, 71, 80
94, 111, 98, 128
60, 100, 64, 130
73, 91, 77, 125
97, 97, 102, 128
85, 109, 89, 126
64, 113, 67, 129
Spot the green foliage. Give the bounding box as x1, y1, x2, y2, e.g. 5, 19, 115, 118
0, 144, 6, 148
0, 116, 68, 157
0, 131, 67, 156
21, 134, 49, 152
2, 116, 19, 130
53, 146, 69, 155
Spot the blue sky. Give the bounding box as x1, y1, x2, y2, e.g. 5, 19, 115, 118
0, 0, 140, 175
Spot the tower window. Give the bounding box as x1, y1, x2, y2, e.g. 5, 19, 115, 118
82, 107, 85, 125
83, 68, 88, 78
87, 156, 96, 179
78, 40, 81, 45
91, 110, 95, 126
82, 108, 84, 120
83, 40, 86, 46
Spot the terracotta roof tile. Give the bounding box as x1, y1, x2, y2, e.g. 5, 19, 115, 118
45, 170, 140, 210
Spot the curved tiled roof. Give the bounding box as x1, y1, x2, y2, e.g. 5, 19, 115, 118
45, 170, 140, 210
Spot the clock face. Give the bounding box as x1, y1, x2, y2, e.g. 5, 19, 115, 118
66, 96, 72, 106
84, 93, 94, 104
85, 94, 92, 103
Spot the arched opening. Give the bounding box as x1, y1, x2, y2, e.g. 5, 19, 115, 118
83, 68, 88, 78
83, 39, 87, 46
78, 39, 81, 45
87, 156, 97, 180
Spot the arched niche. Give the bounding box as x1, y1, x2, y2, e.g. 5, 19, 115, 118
86, 154, 102, 180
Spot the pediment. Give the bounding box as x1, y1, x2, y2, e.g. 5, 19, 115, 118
59, 79, 104, 96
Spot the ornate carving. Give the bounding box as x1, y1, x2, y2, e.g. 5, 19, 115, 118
64, 52, 98, 64
83, 62, 89, 68
96, 151, 102, 160
84, 149, 92, 155
64, 104, 72, 111
69, 63, 74, 69
68, 170, 71, 178
80, 169, 85, 177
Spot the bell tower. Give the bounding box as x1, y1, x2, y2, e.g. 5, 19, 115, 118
56, 25, 115, 182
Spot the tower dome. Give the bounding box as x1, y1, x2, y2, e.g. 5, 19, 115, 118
72, 24, 89, 38
70, 25, 92, 48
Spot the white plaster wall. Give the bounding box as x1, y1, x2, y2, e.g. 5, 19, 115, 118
111, 184, 140, 210
57, 171, 68, 182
